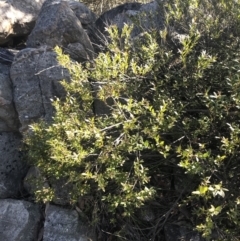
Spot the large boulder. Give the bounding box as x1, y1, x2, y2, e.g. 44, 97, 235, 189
0, 47, 16, 65
95, 1, 164, 41
43, 205, 95, 241
10, 47, 70, 133
68, 1, 98, 53
0, 61, 19, 131
27, 0, 94, 62
0, 199, 42, 241
96, 2, 142, 33
68, 1, 97, 30
0, 132, 27, 198
0, 0, 46, 45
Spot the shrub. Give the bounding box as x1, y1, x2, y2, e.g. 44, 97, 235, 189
25, 0, 240, 240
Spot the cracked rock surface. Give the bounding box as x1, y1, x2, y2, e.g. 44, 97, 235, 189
27, 0, 94, 62
0, 132, 27, 198
10, 47, 70, 133
43, 205, 95, 241
0, 0, 46, 45
0, 199, 42, 241
0, 62, 19, 131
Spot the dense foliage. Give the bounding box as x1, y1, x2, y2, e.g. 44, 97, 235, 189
25, 0, 240, 240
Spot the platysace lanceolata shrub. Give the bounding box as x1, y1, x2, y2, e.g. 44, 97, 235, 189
25, 0, 240, 240
25, 25, 175, 215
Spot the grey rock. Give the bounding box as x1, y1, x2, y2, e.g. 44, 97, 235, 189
68, 1, 96, 28
96, 2, 142, 33
68, 1, 98, 51
0, 48, 15, 65
43, 205, 95, 241
0, 0, 46, 45
27, 0, 94, 62
0, 63, 19, 131
137, 0, 164, 33
65, 42, 91, 62
0, 132, 27, 198
0, 199, 42, 241
95, 2, 141, 46
10, 47, 70, 133
95, 1, 164, 41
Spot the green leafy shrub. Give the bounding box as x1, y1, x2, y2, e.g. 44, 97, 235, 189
26, 26, 168, 214
25, 0, 240, 240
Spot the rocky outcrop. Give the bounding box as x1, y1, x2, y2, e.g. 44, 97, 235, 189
0, 132, 27, 198
43, 205, 95, 241
0, 48, 16, 65
96, 2, 142, 34
0, 62, 19, 131
68, 1, 97, 30
95, 1, 164, 40
10, 47, 70, 133
0, 0, 46, 45
0, 199, 42, 241
27, 0, 95, 62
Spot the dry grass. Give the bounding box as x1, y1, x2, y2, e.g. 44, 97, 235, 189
82, 0, 152, 16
